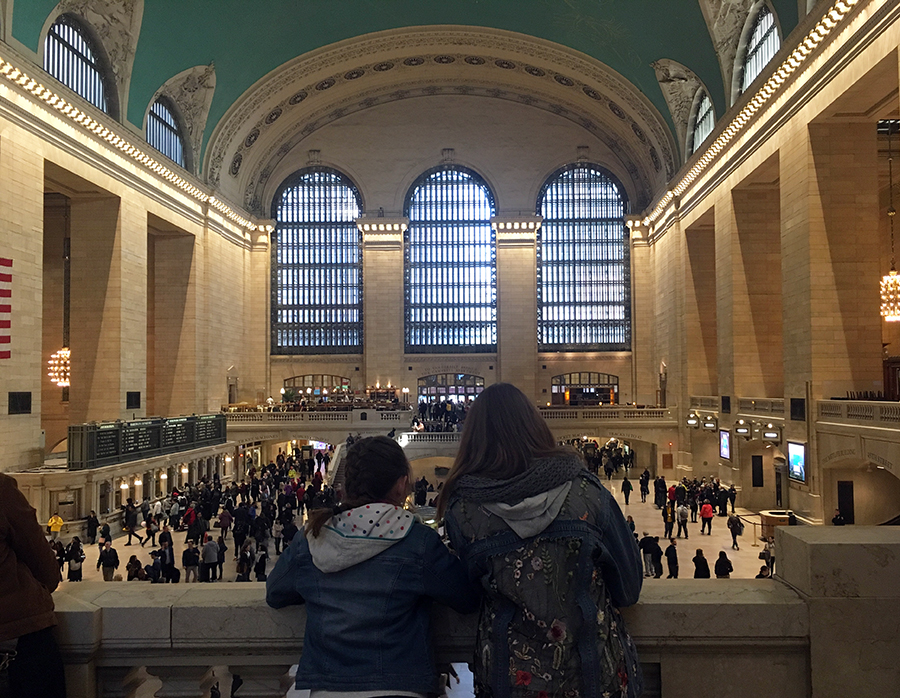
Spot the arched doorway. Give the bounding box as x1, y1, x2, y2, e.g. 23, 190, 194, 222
283, 374, 351, 401
551, 372, 619, 405
416, 373, 484, 404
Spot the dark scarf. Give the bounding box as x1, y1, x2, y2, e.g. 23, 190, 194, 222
454, 454, 585, 505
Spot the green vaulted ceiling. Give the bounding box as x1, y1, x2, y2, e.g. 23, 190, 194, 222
11, 0, 799, 155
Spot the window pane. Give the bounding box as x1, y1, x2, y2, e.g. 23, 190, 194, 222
44, 15, 109, 114
146, 99, 185, 167
271, 168, 363, 354
537, 164, 630, 351
405, 167, 496, 353
691, 91, 715, 154
741, 6, 780, 93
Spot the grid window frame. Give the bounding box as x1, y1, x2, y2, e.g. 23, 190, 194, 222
404, 165, 498, 354
43, 13, 115, 116
146, 97, 186, 168
537, 163, 631, 352
690, 90, 715, 154
270, 167, 364, 355
740, 5, 780, 94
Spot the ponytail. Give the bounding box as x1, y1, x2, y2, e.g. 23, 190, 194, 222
305, 436, 410, 538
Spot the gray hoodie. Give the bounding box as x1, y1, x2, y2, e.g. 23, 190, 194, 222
482, 481, 572, 539
307, 503, 416, 573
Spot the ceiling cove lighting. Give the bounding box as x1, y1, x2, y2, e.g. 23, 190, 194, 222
0, 55, 271, 235
642, 0, 860, 232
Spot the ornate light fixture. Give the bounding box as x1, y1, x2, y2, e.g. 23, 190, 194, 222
881, 120, 900, 321
47, 347, 71, 386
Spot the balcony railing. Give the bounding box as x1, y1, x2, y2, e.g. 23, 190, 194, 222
736, 398, 784, 416
50, 526, 898, 698
817, 399, 900, 427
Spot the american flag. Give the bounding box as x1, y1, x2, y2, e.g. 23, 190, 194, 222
0, 257, 10, 359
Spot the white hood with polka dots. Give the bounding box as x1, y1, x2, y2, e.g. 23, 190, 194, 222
306, 503, 416, 573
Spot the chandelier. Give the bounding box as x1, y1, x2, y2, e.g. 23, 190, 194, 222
47, 347, 71, 387
881, 121, 900, 321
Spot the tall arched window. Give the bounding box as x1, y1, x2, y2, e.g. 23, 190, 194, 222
404, 166, 497, 353
43, 14, 115, 115
739, 4, 780, 93
690, 90, 715, 154
537, 164, 630, 351
271, 168, 363, 354
146, 97, 186, 168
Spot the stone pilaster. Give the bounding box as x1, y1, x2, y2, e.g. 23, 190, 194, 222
358, 218, 407, 390
492, 215, 540, 400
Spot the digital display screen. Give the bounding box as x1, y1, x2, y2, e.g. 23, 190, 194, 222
788, 442, 806, 483
719, 430, 731, 460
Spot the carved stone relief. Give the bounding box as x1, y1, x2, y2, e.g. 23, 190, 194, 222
697, 0, 752, 106
152, 63, 216, 174
52, 0, 143, 114
652, 59, 707, 161
204, 27, 678, 204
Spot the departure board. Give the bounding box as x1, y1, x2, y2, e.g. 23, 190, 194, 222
68, 414, 226, 470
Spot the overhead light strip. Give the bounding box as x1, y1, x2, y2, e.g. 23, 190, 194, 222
642, 0, 860, 230
0, 57, 270, 234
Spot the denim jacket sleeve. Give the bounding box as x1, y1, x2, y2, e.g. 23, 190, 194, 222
592, 484, 643, 608
420, 526, 480, 614
266, 536, 305, 609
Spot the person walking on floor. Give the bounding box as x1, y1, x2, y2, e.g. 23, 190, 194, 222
46, 512, 64, 542
727, 513, 743, 550
664, 538, 679, 579
622, 476, 633, 505
97, 540, 119, 581
676, 502, 689, 539
700, 499, 714, 535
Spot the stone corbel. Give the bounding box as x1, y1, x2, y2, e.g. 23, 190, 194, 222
491, 215, 541, 248
357, 217, 408, 250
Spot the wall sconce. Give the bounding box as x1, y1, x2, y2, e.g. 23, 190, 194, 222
686, 412, 699, 428
735, 419, 751, 439
701, 416, 718, 431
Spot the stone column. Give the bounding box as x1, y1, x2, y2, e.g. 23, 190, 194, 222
492, 216, 540, 400
780, 120, 881, 519
358, 220, 407, 390
147, 227, 196, 417
628, 218, 657, 405
69, 194, 147, 423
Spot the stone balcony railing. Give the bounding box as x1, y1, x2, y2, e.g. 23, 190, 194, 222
817, 399, 900, 427
225, 406, 677, 427
50, 527, 899, 698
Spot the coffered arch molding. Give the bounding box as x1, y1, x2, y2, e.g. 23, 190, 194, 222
204, 26, 677, 215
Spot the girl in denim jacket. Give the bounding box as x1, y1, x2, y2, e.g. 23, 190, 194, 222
267, 436, 479, 697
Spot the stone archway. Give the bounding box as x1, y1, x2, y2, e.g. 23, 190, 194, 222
205, 26, 676, 213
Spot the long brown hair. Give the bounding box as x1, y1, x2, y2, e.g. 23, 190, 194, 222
437, 383, 571, 517
305, 436, 410, 537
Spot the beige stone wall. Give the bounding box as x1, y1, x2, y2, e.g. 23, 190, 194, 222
0, 88, 257, 471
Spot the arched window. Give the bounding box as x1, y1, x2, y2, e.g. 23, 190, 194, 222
271, 168, 363, 354
404, 166, 497, 353
146, 97, 186, 168
43, 14, 115, 115
551, 372, 619, 405
537, 164, 630, 351
417, 373, 485, 403
740, 4, 780, 93
690, 90, 715, 154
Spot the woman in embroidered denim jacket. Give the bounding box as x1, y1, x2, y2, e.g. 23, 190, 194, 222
440, 383, 643, 698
